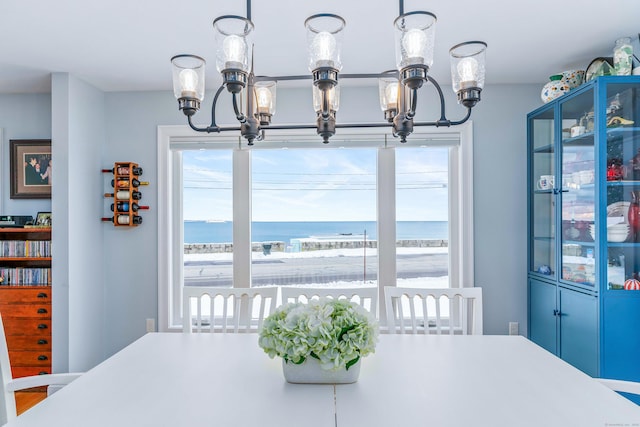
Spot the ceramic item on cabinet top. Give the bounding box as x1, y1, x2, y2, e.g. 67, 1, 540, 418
561, 70, 585, 89
585, 57, 614, 82
541, 75, 570, 103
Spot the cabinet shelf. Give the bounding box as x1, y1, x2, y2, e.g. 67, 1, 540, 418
533, 144, 554, 154
606, 127, 640, 140
605, 180, 640, 187
563, 132, 595, 146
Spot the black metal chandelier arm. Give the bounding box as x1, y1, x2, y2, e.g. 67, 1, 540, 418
426, 76, 448, 123
413, 107, 471, 128
405, 88, 418, 120
232, 92, 247, 123
253, 71, 399, 84
448, 107, 473, 126
209, 84, 226, 130
187, 116, 244, 134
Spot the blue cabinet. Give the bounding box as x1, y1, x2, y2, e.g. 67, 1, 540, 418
527, 76, 640, 390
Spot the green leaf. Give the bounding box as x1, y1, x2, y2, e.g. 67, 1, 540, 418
345, 355, 360, 371
339, 325, 356, 341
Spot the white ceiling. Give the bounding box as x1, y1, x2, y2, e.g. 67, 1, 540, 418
0, 0, 638, 94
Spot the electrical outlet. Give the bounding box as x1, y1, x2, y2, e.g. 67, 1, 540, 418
508, 322, 519, 336
146, 318, 155, 333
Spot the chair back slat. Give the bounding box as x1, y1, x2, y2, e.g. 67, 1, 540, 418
183, 287, 278, 333
280, 287, 378, 316
384, 287, 483, 335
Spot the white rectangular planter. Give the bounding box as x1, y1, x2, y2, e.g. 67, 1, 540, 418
282, 357, 361, 384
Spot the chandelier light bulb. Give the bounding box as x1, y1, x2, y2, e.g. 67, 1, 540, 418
223, 34, 247, 68
255, 87, 272, 113
457, 57, 479, 87
384, 82, 399, 109
402, 28, 427, 60
312, 31, 337, 64
178, 68, 199, 98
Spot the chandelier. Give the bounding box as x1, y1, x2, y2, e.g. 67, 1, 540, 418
170, 0, 487, 145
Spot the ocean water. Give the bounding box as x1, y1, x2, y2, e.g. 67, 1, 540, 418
184, 221, 447, 244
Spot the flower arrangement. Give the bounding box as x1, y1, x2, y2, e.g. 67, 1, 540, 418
258, 298, 378, 371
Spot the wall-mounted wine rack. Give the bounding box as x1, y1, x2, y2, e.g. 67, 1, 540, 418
101, 162, 149, 227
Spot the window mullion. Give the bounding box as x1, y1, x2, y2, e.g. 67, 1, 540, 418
377, 146, 396, 323
233, 149, 252, 289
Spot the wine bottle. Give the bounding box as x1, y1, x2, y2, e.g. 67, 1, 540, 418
110, 202, 150, 212
104, 191, 142, 200
102, 166, 143, 176
101, 215, 143, 225
111, 178, 149, 188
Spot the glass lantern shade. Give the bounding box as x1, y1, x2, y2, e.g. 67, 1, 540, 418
378, 77, 400, 111
305, 14, 346, 72
171, 55, 206, 101
393, 11, 436, 71
254, 81, 277, 116
313, 85, 340, 113
449, 41, 487, 93
213, 16, 254, 73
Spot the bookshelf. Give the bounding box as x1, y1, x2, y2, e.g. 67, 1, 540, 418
0, 227, 52, 380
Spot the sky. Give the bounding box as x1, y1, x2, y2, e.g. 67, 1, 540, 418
182, 146, 449, 222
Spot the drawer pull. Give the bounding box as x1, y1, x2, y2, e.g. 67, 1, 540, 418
37, 355, 48, 361
37, 293, 48, 299
37, 339, 48, 345
37, 324, 48, 329
37, 308, 48, 314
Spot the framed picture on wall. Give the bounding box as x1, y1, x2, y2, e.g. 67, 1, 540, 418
10, 139, 52, 199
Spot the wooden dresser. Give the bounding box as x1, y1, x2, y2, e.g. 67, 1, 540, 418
0, 228, 52, 379
0, 287, 51, 377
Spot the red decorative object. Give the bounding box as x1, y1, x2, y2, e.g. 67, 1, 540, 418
629, 191, 640, 241
606, 158, 626, 181
624, 273, 640, 291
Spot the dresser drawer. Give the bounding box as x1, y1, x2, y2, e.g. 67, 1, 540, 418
0, 288, 51, 304
0, 305, 50, 319
5, 335, 51, 351
12, 366, 51, 378
1, 318, 50, 336
9, 350, 51, 367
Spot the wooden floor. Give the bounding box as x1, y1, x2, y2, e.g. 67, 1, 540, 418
15, 391, 47, 415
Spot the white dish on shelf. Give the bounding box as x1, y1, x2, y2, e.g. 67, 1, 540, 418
607, 201, 630, 223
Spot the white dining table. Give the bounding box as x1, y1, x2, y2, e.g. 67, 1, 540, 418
6, 333, 640, 426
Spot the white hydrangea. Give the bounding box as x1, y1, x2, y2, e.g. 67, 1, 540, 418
259, 297, 379, 371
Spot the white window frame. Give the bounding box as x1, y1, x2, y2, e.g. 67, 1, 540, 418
157, 124, 474, 331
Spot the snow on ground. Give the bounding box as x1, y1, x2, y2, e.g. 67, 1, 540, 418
184, 246, 448, 262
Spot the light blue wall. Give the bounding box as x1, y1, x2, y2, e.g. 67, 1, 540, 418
1, 82, 544, 365
0, 94, 52, 216
51, 73, 106, 372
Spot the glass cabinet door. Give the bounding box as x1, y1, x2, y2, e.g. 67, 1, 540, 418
530, 108, 556, 277
603, 82, 640, 291
560, 89, 596, 288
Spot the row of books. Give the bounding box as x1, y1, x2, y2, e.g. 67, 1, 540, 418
0, 240, 51, 258
0, 268, 51, 286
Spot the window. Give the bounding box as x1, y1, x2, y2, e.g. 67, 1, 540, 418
251, 148, 377, 290
158, 126, 474, 331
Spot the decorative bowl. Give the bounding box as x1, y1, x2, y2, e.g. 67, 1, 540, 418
561, 70, 585, 89
541, 75, 570, 103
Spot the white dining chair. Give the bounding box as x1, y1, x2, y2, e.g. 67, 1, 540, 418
182, 286, 278, 333
384, 286, 483, 335
596, 378, 640, 396
0, 314, 81, 425
280, 286, 378, 315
